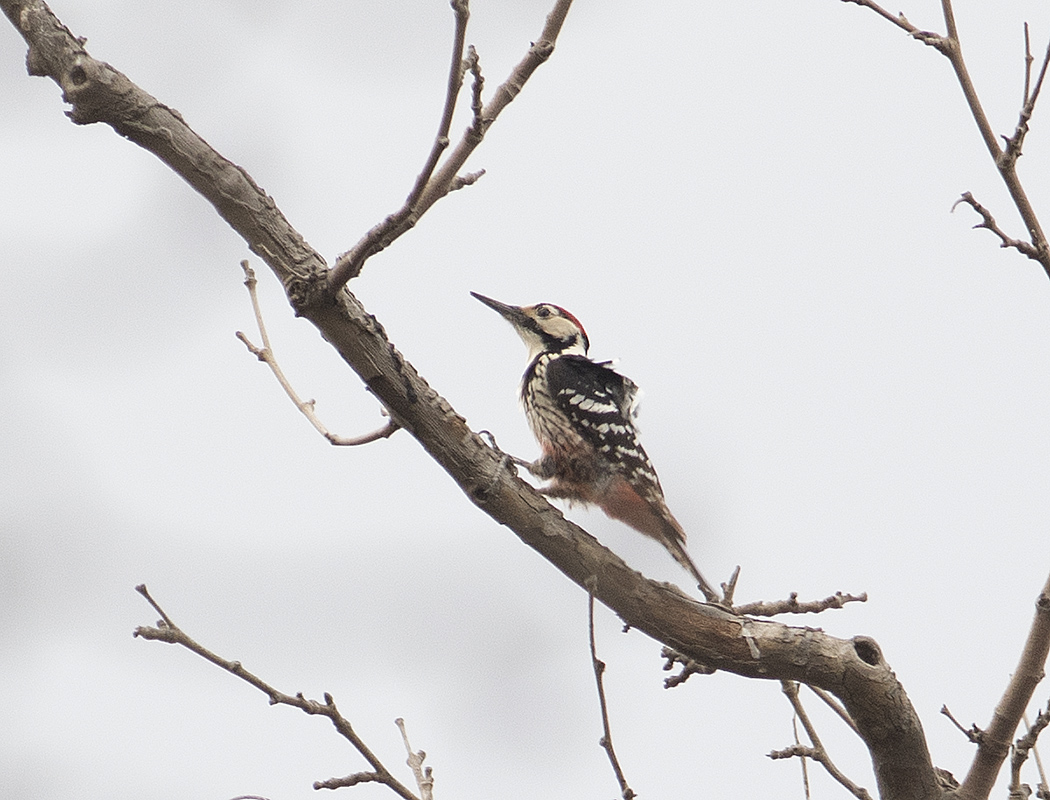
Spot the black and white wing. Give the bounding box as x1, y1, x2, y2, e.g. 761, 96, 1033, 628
544, 355, 664, 495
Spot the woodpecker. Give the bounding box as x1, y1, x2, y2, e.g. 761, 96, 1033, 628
471, 291, 717, 602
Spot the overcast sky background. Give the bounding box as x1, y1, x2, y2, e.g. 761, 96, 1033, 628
4, 1, 1050, 797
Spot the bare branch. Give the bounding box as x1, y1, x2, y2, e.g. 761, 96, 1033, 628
1012, 703, 1050, 797
840, 0, 927, 37
328, 0, 575, 289
720, 565, 742, 607
808, 685, 861, 737
235, 261, 400, 446
327, 0, 471, 288
448, 168, 486, 193
958, 573, 1050, 800
587, 583, 636, 800
465, 44, 485, 136
1025, 711, 1050, 799
733, 591, 867, 618
660, 646, 717, 688
791, 713, 812, 800
314, 773, 385, 791
395, 719, 434, 800
951, 192, 1043, 260
772, 681, 874, 800
132, 585, 420, 800
1003, 28, 1050, 170
3, 7, 944, 797
1024, 23, 1034, 108
842, 0, 1050, 278
941, 704, 984, 744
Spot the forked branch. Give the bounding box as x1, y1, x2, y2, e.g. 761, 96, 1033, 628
1011, 701, 1050, 798
133, 585, 421, 800
327, 0, 575, 289
843, 0, 1050, 277
770, 681, 874, 800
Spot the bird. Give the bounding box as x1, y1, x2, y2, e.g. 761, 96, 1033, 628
471, 291, 717, 602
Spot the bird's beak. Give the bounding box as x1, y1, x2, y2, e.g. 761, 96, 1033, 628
470, 292, 530, 328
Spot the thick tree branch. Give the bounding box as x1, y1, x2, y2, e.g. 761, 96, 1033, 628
957, 573, 1050, 800
4, 5, 941, 798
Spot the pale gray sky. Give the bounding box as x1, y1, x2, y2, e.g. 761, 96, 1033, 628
3, 1, 1050, 797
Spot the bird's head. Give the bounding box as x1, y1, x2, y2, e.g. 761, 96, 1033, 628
471, 292, 589, 361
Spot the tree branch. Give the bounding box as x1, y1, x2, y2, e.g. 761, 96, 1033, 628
326, 0, 472, 288
951, 192, 1042, 261
395, 718, 434, 800
235, 261, 400, 446
587, 584, 636, 800
1011, 701, 1050, 798
771, 680, 874, 800
842, 0, 1050, 277
326, 0, 575, 290
957, 572, 1050, 800
941, 704, 984, 745
732, 591, 867, 618
132, 585, 420, 800
1024, 711, 1050, 799
4, 5, 942, 798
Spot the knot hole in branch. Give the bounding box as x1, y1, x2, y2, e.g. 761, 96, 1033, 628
852, 636, 884, 667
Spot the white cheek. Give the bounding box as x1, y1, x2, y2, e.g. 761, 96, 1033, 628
516, 329, 546, 361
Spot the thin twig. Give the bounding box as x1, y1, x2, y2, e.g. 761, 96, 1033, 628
404, 0, 471, 212
660, 646, 717, 688
941, 704, 984, 744
328, 0, 575, 289
1003, 27, 1050, 169
771, 681, 874, 800
1024, 23, 1034, 107
1013, 705, 1050, 796
721, 565, 742, 606
132, 585, 420, 800
840, 0, 948, 49
465, 44, 485, 136
236, 261, 400, 445
587, 581, 636, 800
395, 718, 434, 800
808, 685, 861, 737
792, 713, 812, 800
733, 591, 867, 618
1025, 710, 1050, 799
328, 0, 472, 288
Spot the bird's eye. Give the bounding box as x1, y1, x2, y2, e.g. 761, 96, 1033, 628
536, 306, 551, 318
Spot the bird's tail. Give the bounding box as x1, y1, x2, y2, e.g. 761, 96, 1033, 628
597, 478, 720, 603
661, 528, 720, 604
